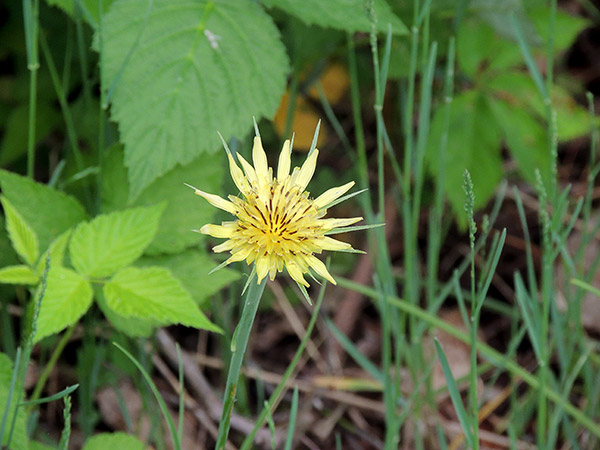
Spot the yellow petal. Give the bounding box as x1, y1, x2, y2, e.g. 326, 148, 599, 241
227, 245, 254, 264
277, 140, 291, 180
252, 136, 269, 179
286, 260, 309, 287
255, 255, 270, 284
200, 224, 234, 238
213, 240, 235, 253
293, 149, 319, 190
237, 153, 258, 186
316, 236, 352, 251
194, 190, 237, 215
227, 153, 250, 195
306, 255, 336, 285
313, 181, 355, 210
318, 217, 362, 231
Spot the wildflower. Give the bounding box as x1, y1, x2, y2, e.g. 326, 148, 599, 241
189, 134, 362, 287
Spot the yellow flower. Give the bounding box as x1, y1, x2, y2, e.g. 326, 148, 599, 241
189, 135, 362, 287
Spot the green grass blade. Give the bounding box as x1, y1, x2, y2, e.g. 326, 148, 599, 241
510, 14, 549, 101
325, 319, 383, 382
113, 342, 181, 450
337, 277, 600, 440
434, 338, 475, 448
216, 277, 267, 449
21, 384, 79, 406
0, 347, 21, 447
284, 386, 299, 450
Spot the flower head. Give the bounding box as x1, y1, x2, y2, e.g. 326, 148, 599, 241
190, 133, 362, 287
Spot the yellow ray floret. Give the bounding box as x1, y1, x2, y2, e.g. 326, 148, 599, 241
191, 135, 362, 286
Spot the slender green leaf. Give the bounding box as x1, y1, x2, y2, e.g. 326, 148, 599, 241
20, 384, 79, 406
69, 205, 164, 278
100, 0, 289, 197
103, 266, 221, 332
0, 353, 29, 450
112, 344, 181, 450
434, 338, 475, 449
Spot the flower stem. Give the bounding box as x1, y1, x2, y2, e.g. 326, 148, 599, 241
215, 277, 267, 449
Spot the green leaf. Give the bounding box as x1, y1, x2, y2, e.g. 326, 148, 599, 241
0, 216, 19, 268
138, 249, 240, 304
102, 146, 226, 254
434, 338, 476, 449
0, 102, 59, 167
82, 432, 145, 450
96, 289, 158, 338
100, 0, 289, 198
28, 442, 56, 450
0, 265, 39, 285
0, 355, 29, 450
44, 0, 115, 28
426, 91, 503, 225
69, 204, 165, 278
0, 170, 87, 252
457, 19, 522, 77
529, 7, 589, 54
35, 229, 73, 276
103, 266, 221, 332
36, 267, 94, 342
485, 71, 593, 142
261, 0, 407, 34
1, 196, 39, 266
488, 97, 552, 187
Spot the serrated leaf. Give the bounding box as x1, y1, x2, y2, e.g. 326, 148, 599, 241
485, 72, 594, 141
104, 266, 221, 332
82, 432, 145, 450
35, 229, 72, 276
529, 7, 589, 54
101, 146, 226, 254
1, 196, 39, 266
36, 267, 93, 342
0, 265, 39, 285
261, 0, 407, 34
100, 0, 289, 198
0, 217, 19, 268
0, 355, 29, 450
457, 19, 522, 76
488, 97, 552, 188
69, 205, 165, 278
45, 0, 115, 28
426, 91, 503, 226
138, 248, 240, 304
0, 170, 87, 252
96, 289, 159, 338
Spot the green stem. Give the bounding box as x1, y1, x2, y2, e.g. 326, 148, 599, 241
240, 277, 328, 449
26, 66, 38, 178
28, 324, 76, 412
23, 0, 40, 178
215, 277, 267, 449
